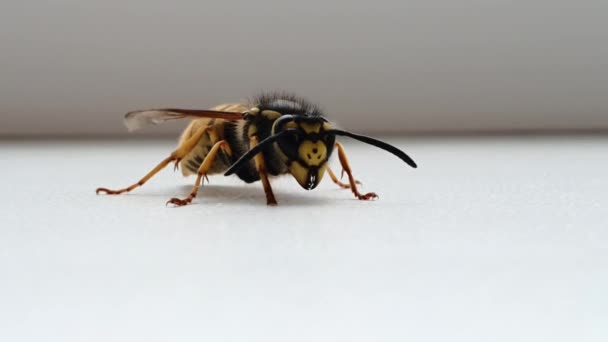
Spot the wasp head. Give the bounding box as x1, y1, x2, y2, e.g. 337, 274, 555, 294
224, 113, 417, 190
271, 115, 336, 190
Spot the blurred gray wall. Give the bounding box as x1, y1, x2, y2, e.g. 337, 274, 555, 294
1, 0, 607, 137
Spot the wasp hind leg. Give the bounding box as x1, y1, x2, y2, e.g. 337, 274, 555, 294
95, 125, 207, 195
166, 140, 230, 207
334, 142, 378, 200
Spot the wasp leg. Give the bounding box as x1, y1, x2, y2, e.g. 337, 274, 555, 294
335, 142, 378, 200
95, 125, 207, 195
251, 135, 278, 206
167, 140, 229, 207
326, 166, 362, 189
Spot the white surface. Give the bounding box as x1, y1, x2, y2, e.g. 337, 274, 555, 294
3, 1, 608, 135
1, 136, 607, 341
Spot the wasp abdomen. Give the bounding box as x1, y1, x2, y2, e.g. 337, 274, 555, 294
178, 118, 232, 176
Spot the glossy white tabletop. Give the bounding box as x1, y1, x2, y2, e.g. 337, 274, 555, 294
1, 136, 606, 341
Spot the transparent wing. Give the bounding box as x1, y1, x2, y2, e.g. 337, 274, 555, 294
123, 108, 244, 132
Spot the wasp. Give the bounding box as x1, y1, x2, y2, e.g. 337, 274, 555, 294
96, 93, 417, 206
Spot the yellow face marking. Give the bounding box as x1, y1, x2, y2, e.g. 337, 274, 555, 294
299, 122, 321, 134
249, 107, 260, 114
285, 121, 298, 129
289, 161, 327, 190
289, 161, 309, 188
298, 140, 327, 167
322, 122, 332, 131
261, 110, 281, 120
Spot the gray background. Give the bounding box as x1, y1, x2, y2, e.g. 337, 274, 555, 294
1, 0, 607, 136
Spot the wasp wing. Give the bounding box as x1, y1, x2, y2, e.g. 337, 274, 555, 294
124, 108, 244, 132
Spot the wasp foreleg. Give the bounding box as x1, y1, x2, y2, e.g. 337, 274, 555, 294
326, 166, 362, 189
334, 142, 378, 200
250, 135, 278, 206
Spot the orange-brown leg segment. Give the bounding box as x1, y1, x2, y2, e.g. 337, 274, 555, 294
335, 142, 378, 200
96, 125, 207, 195
251, 135, 277, 206
167, 140, 229, 207
326, 166, 362, 189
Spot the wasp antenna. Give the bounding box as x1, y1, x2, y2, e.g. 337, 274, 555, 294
326, 129, 418, 168
224, 130, 295, 176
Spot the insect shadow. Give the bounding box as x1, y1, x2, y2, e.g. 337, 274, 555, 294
127, 183, 337, 207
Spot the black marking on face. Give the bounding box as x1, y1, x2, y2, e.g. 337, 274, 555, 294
305, 167, 320, 190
